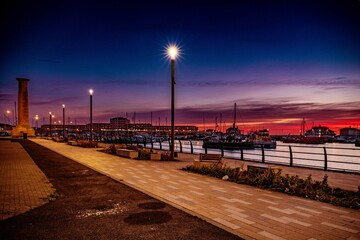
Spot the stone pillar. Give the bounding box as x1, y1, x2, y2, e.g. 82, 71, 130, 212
12, 78, 35, 138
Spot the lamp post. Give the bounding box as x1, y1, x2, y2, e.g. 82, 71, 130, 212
89, 89, 93, 142
35, 114, 39, 128
167, 45, 178, 160
49, 112, 52, 137
4, 110, 11, 125
62, 104, 65, 139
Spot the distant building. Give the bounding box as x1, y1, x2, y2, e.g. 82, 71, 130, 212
305, 126, 336, 138
340, 127, 360, 137
110, 117, 130, 129
85, 123, 111, 131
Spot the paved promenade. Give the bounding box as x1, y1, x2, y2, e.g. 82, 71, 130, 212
0, 140, 55, 220
32, 139, 360, 240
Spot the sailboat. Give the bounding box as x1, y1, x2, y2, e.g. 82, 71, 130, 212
282, 118, 326, 144
202, 103, 255, 150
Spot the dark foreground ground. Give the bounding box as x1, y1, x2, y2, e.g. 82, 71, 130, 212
0, 140, 241, 240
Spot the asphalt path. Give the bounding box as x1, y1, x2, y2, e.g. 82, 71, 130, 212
0, 140, 241, 240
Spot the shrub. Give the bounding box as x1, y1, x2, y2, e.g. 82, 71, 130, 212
182, 164, 360, 209
137, 150, 150, 160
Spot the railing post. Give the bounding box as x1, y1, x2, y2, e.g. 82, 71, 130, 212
220, 143, 224, 157
324, 147, 328, 171
205, 145, 208, 154
144, 137, 147, 148
168, 139, 171, 151
261, 145, 265, 163
190, 140, 193, 154
179, 140, 183, 153
289, 145, 293, 167
159, 141, 162, 150
136, 138, 139, 147
151, 140, 154, 150
240, 148, 244, 160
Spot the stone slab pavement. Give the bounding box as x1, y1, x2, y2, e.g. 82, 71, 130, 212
32, 138, 360, 240
0, 140, 55, 220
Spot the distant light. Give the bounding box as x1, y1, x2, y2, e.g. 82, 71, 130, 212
62, 104, 65, 108
167, 45, 179, 60
6, 110, 10, 114
35, 115, 39, 120
49, 112, 52, 115
89, 89, 93, 95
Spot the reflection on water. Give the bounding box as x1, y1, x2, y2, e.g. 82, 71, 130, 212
149, 141, 360, 172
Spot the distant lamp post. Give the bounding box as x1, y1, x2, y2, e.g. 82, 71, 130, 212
62, 104, 65, 139
89, 89, 93, 142
49, 112, 52, 137
4, 110, 11, 125
35, 114, 39, 128
167, 45, 179, 160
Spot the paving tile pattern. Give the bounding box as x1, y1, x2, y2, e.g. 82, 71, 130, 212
0, 140, 55, 220
32, 139, 360, 240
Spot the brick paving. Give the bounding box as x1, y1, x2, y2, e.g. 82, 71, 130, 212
32, 139, 360, 239
0, 140, 55, 220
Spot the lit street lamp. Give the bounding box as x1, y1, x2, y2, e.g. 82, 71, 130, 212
167, 45, 179, 160
49, 112, 52, 137
35, 114, 39, 128
62, 104, 65, 139
89, 89, 93, 142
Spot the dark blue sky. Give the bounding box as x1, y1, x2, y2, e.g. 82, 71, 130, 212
1, 0, 359, 133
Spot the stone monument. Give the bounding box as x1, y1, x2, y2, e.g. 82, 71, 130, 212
12, 78, 35, 138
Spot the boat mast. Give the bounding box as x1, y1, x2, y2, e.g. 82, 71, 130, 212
233, 103, 236, 129
301, 117, 305, 136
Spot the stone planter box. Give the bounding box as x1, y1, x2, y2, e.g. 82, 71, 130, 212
116, 149, 139, 159
150, 152, 161, 161
67, 140, 78, 146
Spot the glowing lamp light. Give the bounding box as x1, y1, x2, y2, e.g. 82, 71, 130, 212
167, 45, 179, 60
62, 104, 65, 108
6, 110, 11, 114
89, 89, 93, 95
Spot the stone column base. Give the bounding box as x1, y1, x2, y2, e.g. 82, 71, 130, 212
12, 125, 35, 138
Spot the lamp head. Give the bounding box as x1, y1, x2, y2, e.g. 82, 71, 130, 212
89, 89, 93, 95
167, 45, 179, 60
62, 104, 65, 108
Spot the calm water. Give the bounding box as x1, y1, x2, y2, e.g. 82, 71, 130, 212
149, 140, 360, 173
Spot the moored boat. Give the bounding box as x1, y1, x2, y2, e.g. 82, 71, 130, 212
248, 129, 277, 148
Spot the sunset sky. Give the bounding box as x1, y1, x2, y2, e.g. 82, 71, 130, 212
1, 0, 359, 134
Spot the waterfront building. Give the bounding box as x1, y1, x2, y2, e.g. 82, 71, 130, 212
110, 117, 130, 129
305, 126, 336, 138
340, 127, 360, 137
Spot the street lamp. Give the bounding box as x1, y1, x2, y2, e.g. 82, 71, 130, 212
89, 89, 93, 142
62, 104, 65, 139
4, 110, 11, 125
35, 114, 39, 128
49, 112, 52, 137
167, 45, 179, 160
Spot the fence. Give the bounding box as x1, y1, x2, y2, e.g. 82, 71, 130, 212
123, 139, 360, 173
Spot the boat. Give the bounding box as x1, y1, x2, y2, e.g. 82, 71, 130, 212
282, 135, 325, 144
248, 129, 277, 149
282, 118, 333, 144
203, 139, 254, 150
202, 103, 255, 150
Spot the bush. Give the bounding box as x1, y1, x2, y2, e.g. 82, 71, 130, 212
137, 149, 150, 160
182, 164, 360, 209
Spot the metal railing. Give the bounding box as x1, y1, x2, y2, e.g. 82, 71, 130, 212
121, 139, 360, 173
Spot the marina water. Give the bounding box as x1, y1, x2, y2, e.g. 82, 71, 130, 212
150, 140, 360, 173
